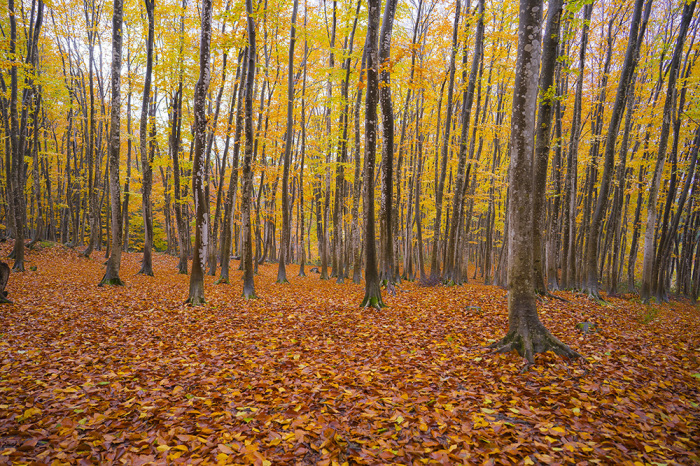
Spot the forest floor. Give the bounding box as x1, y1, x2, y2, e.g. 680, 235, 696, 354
0, 242, 698, 465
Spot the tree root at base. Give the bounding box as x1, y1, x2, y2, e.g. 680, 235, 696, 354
99, 277, 125, 287
535, 289, 570, 303
360, 294, 384, 310
185, 296, 206, 306
488, 327, 582, 366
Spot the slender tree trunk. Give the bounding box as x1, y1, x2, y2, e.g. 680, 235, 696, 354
138, 0, 155, 276
360, 0, 383, 308
299, 21, 308, 277
584, 0, 649, 297
444, 0, 484, 284
430, 0, 460, 280
241, 0, 257, 299
172, 0, 188, 274
378, 0, 398, 285
218, 49, 247, 284
122, 54, 133, 252
186, 0, 214, 304
641, 0, 696, 302
351, 46, 367, 284
532, 0, 563, 294
563, 3, 592, 289
277, 0, 299, 284
100, 0, 124, 286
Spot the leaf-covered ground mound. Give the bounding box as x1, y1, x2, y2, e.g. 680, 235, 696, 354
1, 244, 699, 465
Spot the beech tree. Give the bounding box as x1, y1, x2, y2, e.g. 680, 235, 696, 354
378, 0, 398, 285
100, 0, 124, 286
241, 0, 257, 299
138, 0, 155, 276
186, 0, 214, 305
3, 0, 700, 311
640, 0, 696, 303
490, 0, 579, 365
277, 0, 299, 284
360, 0, 383, 309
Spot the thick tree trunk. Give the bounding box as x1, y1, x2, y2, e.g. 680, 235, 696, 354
490, 0, 579, 365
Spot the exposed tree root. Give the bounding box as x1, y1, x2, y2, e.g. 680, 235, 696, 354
99, 276, 125, 287
185, 296, 206, 306
488, 324, 582, 365
535, 290, 570, 303
361, 295, 384, 309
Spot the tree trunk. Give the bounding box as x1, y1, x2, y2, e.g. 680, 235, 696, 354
444, 0, 484, 284
100, 0, 124, 286
277, 0, 299, 284
218, 49, 247, 284
172, 0, 188, 274
583, 0, 649, 298
360, 0, 383, 309
378, 0, 398, 285
430, 0, 460, 280
563, 3, 592, 289
241, 0, 257, 299
299, 21, 308, 277
138, 0, 155, 276
490, 0, 579, 365
532, 0, 563, 294
186, 0, 214, 304
640, 0, 696, 302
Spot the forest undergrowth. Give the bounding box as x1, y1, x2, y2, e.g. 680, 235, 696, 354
0, 243, 698, 464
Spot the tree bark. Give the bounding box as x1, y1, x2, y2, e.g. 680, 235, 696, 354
377, 0, 398, 285
490, 0, 579, 365
532, 0, 563, 294
444, 0, 484, 284
186, 0, 214, 304
583, 0, 649, 298
100, 0, 124, 286
241, 0, 257, 299
138, 0, 155, 276
277, 0, 299, 284
640, 0, 696, 302
429, 0, 460, 280
360, 0, 383, 309
563, 3, 592, 289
